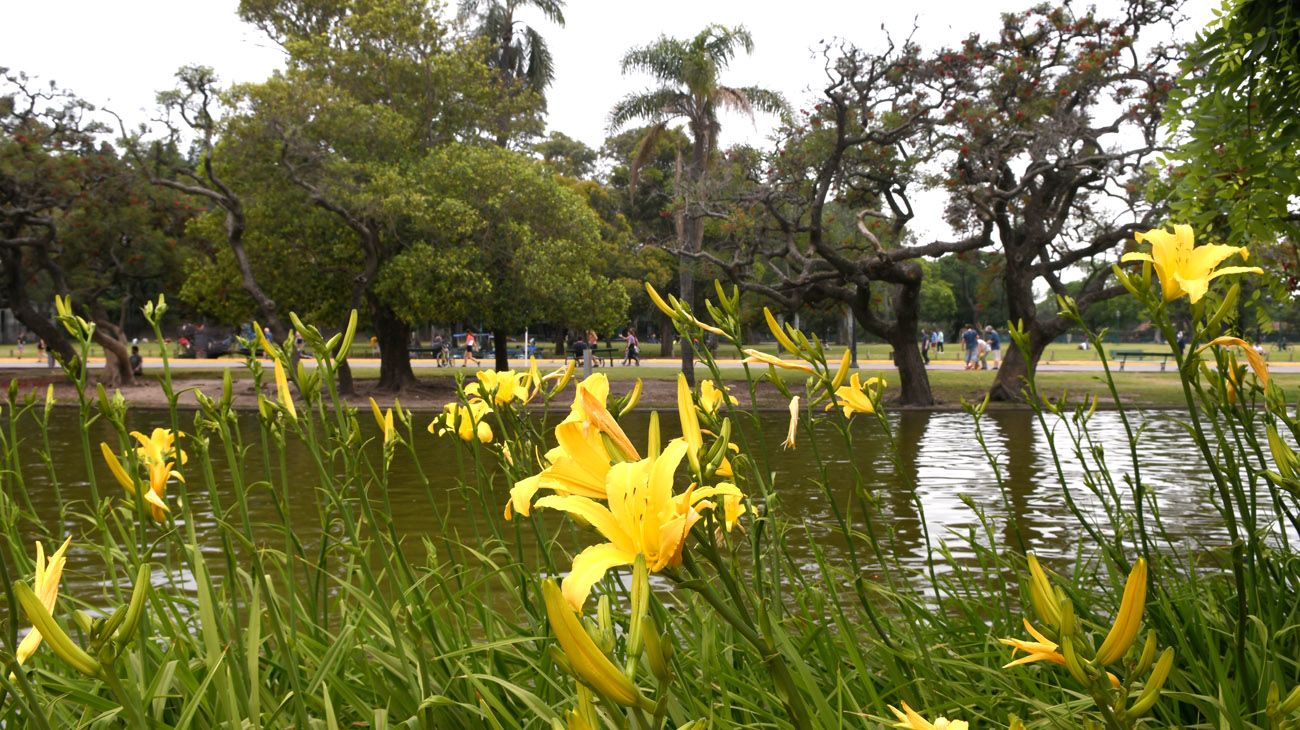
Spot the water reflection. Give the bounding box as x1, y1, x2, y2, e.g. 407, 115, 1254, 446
4, 407, 1231, 608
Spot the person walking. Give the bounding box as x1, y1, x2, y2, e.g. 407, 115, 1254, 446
960, 324, 979, 370
984, 325, 1001, 370
463, 330, 481, 367
16, 331, 26, 359
623, 328, 640, 366
936, 329, 944, 353
920, 329, 931, 365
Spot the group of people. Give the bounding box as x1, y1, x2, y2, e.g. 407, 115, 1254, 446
570, 329, 642, 366
960, 324, 1001, 370
919, 325, 1001, 370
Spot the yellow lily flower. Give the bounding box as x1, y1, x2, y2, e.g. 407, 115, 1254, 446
534, 439, 743, 609
698, 379, 737, 415
1000, 617, 1068, 669
508, 420, 616, 518
741, 348, 815, 374
888, 702, 968, 730
430, 400, 493, 443
1121, 224, 1262, 303
835, 373, 885, 417
15, 537, 72, 666
563, 374, 639, 461
1200, 336, 1269, 387
524, 356, 543, 403
1000, 617, 1121, 687
542, 579, 652, 710
468, 369, 528, 406
829, 349, 853, 390
101, 428, 185, 522
619, 378, 644, 417
783, 396, 799, 450
721, 492, 747, 532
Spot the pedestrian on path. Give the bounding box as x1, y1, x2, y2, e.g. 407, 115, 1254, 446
961, 325, 979, 370
984, 325, 1001, 370
623, 328, 640, 366
462, 330, 481, 367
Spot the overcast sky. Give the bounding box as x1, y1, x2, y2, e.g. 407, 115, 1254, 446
6, 0, 1214, 148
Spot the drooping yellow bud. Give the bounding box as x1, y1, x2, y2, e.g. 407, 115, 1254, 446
830, 348, 852, 390
677, 374, 703, 473
764, 307, 799, 354
542, 580, 651, 710
274, 358, 297, 421
1025, 553, 1063, 629
1095, 558, 1147, 665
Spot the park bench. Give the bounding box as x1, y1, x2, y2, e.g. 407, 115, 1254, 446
570, 346, 620, 367
1114, 351, 1172, 372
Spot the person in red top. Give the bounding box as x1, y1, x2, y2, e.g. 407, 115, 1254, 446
462, 330, 480, 367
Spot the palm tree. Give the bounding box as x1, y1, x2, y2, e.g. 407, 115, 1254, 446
460, 0, 564, 371
610, 25, 786, 384
460, 0, 564, 98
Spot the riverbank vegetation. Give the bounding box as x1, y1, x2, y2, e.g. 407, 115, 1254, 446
3, 233, 1299, 727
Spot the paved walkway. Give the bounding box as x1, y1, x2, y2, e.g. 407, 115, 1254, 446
4, 355, 1299, 374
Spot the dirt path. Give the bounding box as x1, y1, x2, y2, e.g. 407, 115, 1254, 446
1, 369, 797, 413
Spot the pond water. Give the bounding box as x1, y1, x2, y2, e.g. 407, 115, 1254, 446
3, 406, 1232, 610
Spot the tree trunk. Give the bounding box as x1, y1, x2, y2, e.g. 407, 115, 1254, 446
493, 327, 510, 371
337, 360, 355, 396
92, 325, 134, 387
989, 239, 1043, 402
370, 299, 417, 392
678, 256, 695, 385
886, 327, 933, 406
853, 272, 934, 407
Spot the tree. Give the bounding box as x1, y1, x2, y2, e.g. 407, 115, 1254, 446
459, 0, 564, 102
610, 24, 787, 384
687, 41, 982, 405
376, 145, 628, 350
1164, 0, 1300, 247
937, 1, 1181, 400
240, 0, 540, 387
1, 69, 88, 368
601, 126, 687, 356
117, 66, 289, 342
534, 131, 596, 178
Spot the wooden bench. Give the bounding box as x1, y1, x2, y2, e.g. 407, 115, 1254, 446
1114, 351, 1172, 371
570, 346, 620, 367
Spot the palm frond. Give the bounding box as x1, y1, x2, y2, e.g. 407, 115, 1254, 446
524, 26, 555, 93
700, 24, 754, 65
524, 0, 566, 26
620, 37, 688, 85
718, 86, 790, 122
608, 88, 688, 132
628, 121, 669, 197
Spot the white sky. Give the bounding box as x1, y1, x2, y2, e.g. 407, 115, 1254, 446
5, 0, 1214, 147
4, 0, 1215, 242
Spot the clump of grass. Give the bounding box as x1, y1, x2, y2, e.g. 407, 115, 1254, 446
0, 279, 1297, 729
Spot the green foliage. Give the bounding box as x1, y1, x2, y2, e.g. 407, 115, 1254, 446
1165, 0, 1300, 248
376, 144, 629, 333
